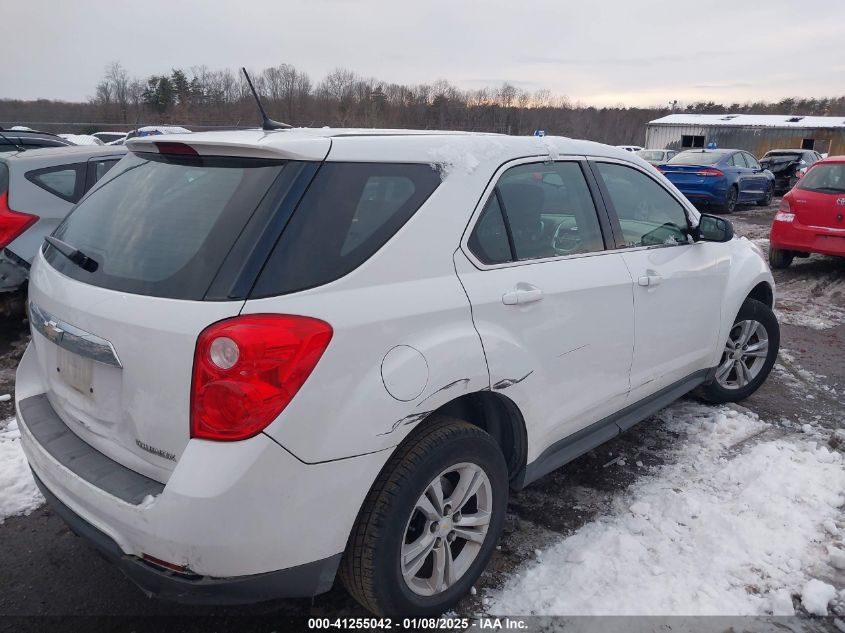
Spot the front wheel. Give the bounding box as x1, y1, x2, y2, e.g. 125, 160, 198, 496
757, 184, 774, 206
340, 417, 508, 617
697, 297, 779, 403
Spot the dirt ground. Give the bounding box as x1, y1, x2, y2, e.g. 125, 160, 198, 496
0, 197, 843, 624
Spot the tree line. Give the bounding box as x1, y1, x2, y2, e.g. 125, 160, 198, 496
2, 61, 844, 145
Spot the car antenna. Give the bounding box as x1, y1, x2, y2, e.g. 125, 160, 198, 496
241, 67, 291, 131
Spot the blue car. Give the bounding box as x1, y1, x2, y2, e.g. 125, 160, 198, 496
658, 149, 775, 213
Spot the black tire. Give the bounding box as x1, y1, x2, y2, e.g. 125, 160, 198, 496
697, 297, 779, 403
769, 247, 794, 269
756, 184, 774, 206
721, 186, 738, 213
340, 416, 508, 617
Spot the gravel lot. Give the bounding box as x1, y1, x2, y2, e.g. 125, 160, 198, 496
0, 197, 843, 625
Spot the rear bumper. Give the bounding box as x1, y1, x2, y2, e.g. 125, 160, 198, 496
33, 470, 341, 604
15, 342, 391, 602
770, 220, 845, 257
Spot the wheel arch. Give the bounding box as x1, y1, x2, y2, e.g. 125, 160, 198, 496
392, 390, 528, 489
746, 280, 774, 308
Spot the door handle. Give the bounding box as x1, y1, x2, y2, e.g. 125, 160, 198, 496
502, 285, 544, 305
638, 274, 662, 287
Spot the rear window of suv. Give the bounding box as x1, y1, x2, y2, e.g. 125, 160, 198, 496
250, 162, 441, 297
44, 152, 287, 300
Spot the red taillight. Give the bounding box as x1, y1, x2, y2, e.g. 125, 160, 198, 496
190, 314, 333, 441
0, 192, 38, 249
154, 142, 198, 156
695, 169, 724, 177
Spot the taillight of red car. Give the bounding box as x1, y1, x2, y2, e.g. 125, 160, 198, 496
774, 198, 795, 223
0, 192, 39, 249
191, 314, 333, 441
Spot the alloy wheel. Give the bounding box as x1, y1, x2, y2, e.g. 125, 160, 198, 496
714, 319, 769, 390
726, 187, 738, 212
400, 462, 492, 596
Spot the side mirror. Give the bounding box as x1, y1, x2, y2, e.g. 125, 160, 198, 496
695, 214, 734, 243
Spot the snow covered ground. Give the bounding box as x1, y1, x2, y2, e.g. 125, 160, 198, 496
486, 403, 845, 617
0, 416, 43, 523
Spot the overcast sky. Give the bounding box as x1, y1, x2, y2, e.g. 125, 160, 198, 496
4, 0, 845, 107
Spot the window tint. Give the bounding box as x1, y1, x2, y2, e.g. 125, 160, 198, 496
468, 195, 511, 264
797, 163, 845, 193
733, 153, 748, 168
26, 164, 84, 201
594, 162, 689, 248
745, 153, 761, 170
252, 162, 441, 297
726, 155, 736, 167
497, 162, 604, 261
46, 153, 287, 300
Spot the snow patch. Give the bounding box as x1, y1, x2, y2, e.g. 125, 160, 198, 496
801, 579, 836, 616
428, 139, 506, 179
0, 417, 43, 523
487, 403, 845, 616
776, 276, 845, 331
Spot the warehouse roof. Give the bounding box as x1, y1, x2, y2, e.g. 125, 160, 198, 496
648, 114, 845, 129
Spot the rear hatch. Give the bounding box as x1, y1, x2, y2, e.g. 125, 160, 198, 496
27, 147, 301, 482
761, 153, 801, 176
791, 162, 845, 230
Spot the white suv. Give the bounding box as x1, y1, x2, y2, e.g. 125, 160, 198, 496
15, 129, 778, 616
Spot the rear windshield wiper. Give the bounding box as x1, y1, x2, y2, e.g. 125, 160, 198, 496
44, 236, 99, 272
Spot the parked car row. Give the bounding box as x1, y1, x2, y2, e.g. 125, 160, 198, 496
634, 144, 842, 266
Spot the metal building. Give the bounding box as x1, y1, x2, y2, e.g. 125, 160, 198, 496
645, 114, 845, 157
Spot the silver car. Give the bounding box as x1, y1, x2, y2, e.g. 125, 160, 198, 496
0, 145, 126, 314
636, 148, 679, 166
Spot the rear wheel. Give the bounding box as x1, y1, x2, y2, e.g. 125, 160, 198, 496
340, 417, 508, 617
722, 185, 738, 213
757, 183, 774, 206
769, 247, 794, 269
698, 298, 779, 403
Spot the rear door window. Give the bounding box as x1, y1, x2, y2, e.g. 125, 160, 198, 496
467, 161, 606, 265
26, 163, 86, 202
744, 153, 762, 170
44, 152, 288, 300
251, 162, 441, 297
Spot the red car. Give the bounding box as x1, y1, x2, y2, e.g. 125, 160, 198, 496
769, 155, 845, 268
